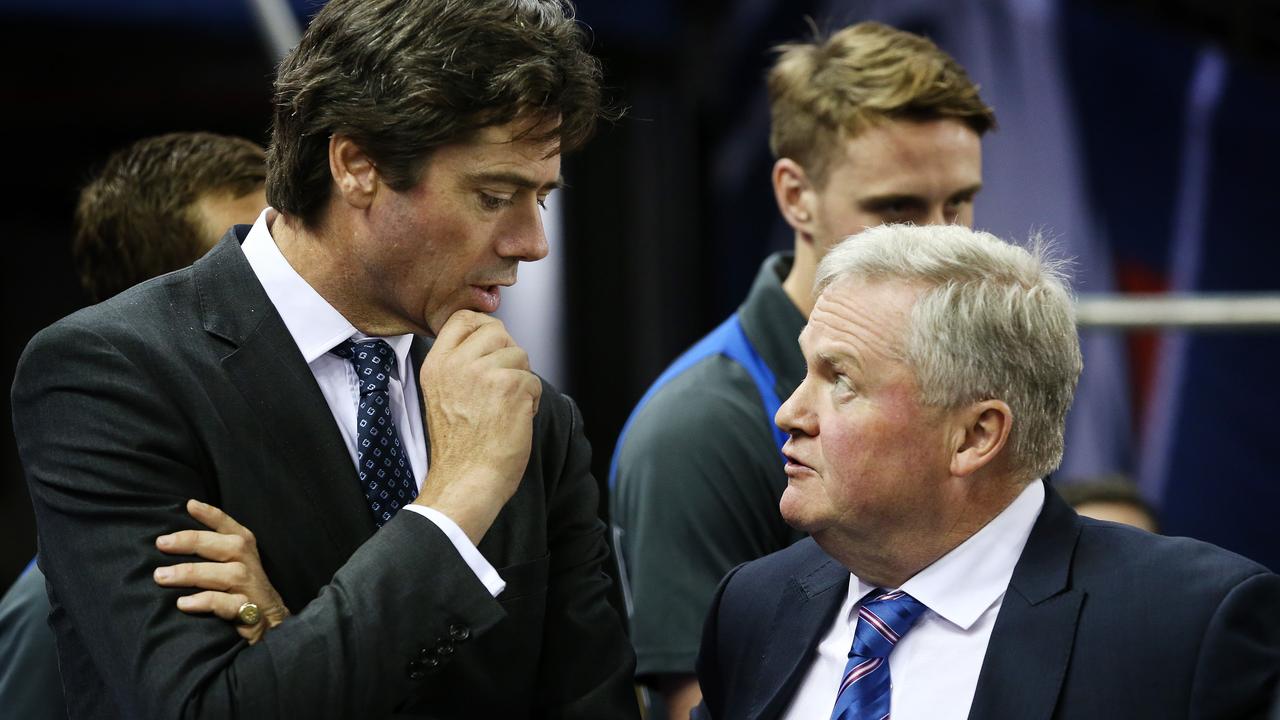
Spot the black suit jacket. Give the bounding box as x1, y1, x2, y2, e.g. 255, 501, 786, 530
12, 228, 639, 719
696, 485, 1280, 719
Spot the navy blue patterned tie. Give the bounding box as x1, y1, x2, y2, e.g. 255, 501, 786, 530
331, 339, 418, 527
830, 589, 928, 720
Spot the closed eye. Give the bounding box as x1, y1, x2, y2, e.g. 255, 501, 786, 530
864, 197, 925, 220
479, 192, 514, 211
832, 374, 856, 399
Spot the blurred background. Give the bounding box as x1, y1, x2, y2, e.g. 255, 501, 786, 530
3, 0, 1278, 590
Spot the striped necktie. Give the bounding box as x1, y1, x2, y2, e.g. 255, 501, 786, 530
829, 589, 928, 720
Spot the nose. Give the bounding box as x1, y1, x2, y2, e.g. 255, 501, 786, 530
775, 380, 816, 438
503, 201, 549, 262
924, 204, 949, 226
521, 215, 550, 262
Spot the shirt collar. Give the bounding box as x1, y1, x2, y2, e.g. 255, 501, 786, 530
737, 252, 807, 399
849, 479, 1046, 631
241, 208, 415, 380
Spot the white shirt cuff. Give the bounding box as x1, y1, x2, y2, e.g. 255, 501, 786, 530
401, 505, 506, 597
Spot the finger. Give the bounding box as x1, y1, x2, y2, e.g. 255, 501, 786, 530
175, 590, 250, 623
449, 319, 518, 361
496, 368, 543, 414
237, 624, 267, 645
523, 373, 543, 415
154, 561, 249, 591
185, 499, 252, 540
432, 310, 496, 352
480, 346, 531, 372
156, 529, 251, 562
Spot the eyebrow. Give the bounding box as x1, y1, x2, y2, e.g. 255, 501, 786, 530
858, 183, 984, 208
816, 350, 860, 373
799, 329, 860, 374
465, 170, 565, 192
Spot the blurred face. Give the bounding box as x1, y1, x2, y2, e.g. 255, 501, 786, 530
776, 278, 956, 543
191, 187, 267, 249
1074, 501, 1158, 533
810, 118, 982, 250
359, 119, 560, 335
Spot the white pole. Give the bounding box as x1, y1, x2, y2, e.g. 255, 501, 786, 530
1075, 294, 1280, 329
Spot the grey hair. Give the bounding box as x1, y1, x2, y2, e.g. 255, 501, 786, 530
814, 224, 1083, 481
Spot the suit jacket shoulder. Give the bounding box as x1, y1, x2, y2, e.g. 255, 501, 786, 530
971, 486, 1280, 720
697, 538, 848, 720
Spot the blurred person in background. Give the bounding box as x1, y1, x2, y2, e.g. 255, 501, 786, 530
0, 130, 269, 720
72, 131, 267, 303
610, 21, 996, 718
1057, 474, 1160, 532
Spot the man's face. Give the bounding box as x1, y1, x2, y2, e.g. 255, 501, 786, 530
192, 187, 267, 249
809, 118, 982, 249
359, 119, 561, 335
776, 278, 955, 542
1074, 501, 1158, 533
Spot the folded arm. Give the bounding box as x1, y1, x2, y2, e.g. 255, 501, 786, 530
154, 499, 290, 645
14, 318, 504, 719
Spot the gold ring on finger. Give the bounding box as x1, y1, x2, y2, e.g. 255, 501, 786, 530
236, 601, 261, 626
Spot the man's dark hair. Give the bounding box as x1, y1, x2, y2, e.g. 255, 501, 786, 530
268, 0, 606, 227
72, 132, 266, 303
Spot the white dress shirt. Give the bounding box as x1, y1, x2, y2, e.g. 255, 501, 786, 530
782, 480, 1045, 720
241, 208, 504, 596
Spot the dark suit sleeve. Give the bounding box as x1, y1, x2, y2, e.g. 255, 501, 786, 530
1189, 570, 1280, 719
533, 392, 640, 718
12, 319, 506, 719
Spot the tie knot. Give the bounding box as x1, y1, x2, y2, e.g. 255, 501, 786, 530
850, 589, 928, 660
332, 339, 397, 395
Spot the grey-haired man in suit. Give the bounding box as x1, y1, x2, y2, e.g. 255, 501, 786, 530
697, 224, 1280, 720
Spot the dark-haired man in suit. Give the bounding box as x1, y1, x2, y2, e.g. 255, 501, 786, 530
696, 224, 1280, 720
12, 1, 637, 718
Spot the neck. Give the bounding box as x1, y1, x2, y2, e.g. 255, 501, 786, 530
781, 234, 818, 316
818, 474, 1028, 589
270, 212, 409, 337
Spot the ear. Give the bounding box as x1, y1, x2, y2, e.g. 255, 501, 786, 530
772, 158, 818, 241
329, 134, 379, 210
949, 399, 1012, 478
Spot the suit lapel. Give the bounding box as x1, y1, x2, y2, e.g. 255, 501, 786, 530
751, 547, 850, 720
194, 232, 376, 558
967, 486, 1085, 720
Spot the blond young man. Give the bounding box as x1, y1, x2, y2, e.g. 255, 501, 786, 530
611, 22, 996, 718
